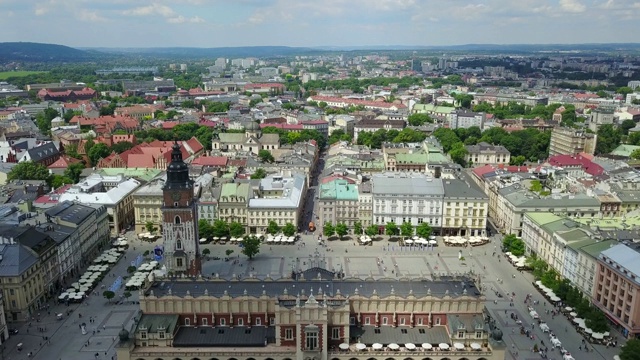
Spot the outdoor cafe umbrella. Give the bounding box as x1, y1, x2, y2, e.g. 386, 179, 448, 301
372, 343, 383, 350
453, 342, 465, 350
439, 343, 450, 350
421, 343, 433, 350
387, 343, 399, 350
355, 343, 366, 351
338, 343, 349, 350
405, 343, 416, 350
471, 343, 482, 350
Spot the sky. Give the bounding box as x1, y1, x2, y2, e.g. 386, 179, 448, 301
0, 0, 639, 48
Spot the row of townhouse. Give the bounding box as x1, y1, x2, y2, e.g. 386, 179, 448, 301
0, 201, 109, 322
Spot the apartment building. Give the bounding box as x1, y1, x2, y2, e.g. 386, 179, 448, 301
197, 188, 218, 225
0, 243, 44, 322
132, 176, 165, 233
549, 127, 597, 156
247, 174, 306, 233
218, 182, 250, 231
449, 110, 485, 129
442, 179, 488, 236
372, 173, 444, 232
358, 181, 373, 230
59, 174, 141, 235
318, 177, 359, 229
593, 244, 640, 338
465, 142, 511, 166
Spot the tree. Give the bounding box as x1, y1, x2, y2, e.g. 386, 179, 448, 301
449, 142, 468, 167
335, 223, 348, 239
241, 235, 261, 259
123, 291, 132, 303
595, 124, 622, 155
354, 221, 363, 236
365, 224, 379, 237
267, 220, 280, 235
251, 168, 267, 179
198, 219, 212, 239
225, 249, 234, 257
502, 234, 525, 256
407, 113, 433, 126
110, 141, 135, 154
631, 148, 640, 160
35, 108, 60, 134
617, 86, 634, 97
103, 290, 115, 303
51, 175, 73, 188
202, 248, 211, 257
229, 222, 245, 237
127, 265, 137, 274
400, 222, 413, 238
620, 119, 637, 135
510, 155, 526, 166
7, 161, 51, 182
145, 221, 158, 234
415, 222, 432, 239
620, 339, 640, 360
87, 142, 111, 166
211, 219, 230, 238
63, 162, 85, 183
628, 132, 640, 146
385, 222, 399, 236
323, 222, 335, 237
282, 223, 296, 237
258, 150, 274, 163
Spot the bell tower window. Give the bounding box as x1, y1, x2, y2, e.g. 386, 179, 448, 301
175, 216, 181, 224
176, 240, 182, 250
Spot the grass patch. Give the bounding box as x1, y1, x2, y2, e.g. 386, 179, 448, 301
0, 71, 47, 80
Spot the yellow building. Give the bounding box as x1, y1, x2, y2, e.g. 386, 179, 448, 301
0, 244, 45, 322
133, 177, 166, 233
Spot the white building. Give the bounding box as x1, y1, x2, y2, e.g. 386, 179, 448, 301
449, 111, 485, 129
58, 174, 141, 235
247, 174, 306, 233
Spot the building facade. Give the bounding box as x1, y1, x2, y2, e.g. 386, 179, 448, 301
162, 143, 201, 276
441, 180, 488, 236
247, 174, 306, 234
318, 178, 359, 229
116, 275, 506, 360
464, 142, 510, 166
133, 176, 165, 233
549, 127, 597, 156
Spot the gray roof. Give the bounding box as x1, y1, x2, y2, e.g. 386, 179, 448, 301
0, 225, 54, 253
149, 277, 479, 299
443, 179, 488, 200
25, 142, 59, 162
173, 326, 275, 347
0, 244, 38, 276
352, 325, 451, 345
372, 174, 444, 196
601, 244, 640, 277
446, 314, 488, 333
44, 201, 95, 225
465, 142, 510, 154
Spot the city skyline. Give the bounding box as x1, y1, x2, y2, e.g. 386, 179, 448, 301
1, 0, 639, 48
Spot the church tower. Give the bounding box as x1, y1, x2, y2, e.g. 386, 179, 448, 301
162, 142, 201, 276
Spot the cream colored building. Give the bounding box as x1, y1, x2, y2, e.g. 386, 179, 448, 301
0, 244, 45, 322
318, 177, 359, 229
133, 176, 166, 233
116, 274, 506, 360
549, 127, 597, 156
442, 179, 489, 236
464, 142, 510, 166
247, 174, 306, 233
218, 182, 250, 231
358, 182, 373, 230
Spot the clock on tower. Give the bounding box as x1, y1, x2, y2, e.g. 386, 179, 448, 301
162, 141, 201, 276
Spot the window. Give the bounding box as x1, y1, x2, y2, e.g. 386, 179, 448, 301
270, 317, 275, 326
202, 318, 208, 326
176, 258, 183, 268
364, 317, 370, 325
140, 331, 147, 339
158, 331, 165, 339
331, 327, 340, 339
176, 240, 183, 250
174, 216, 181, 224
400, 318, 405, 326
237, 318, 244, 326
285, 328, 294, 340
435, 317, 441, 325
255, 317, 261, 326
184, 318, 190, 326
458, 331, 465, 338
382, 317, 388, 325
417, 318, 423, 325
305, 329, 318, 351
220, 318, 226, 326
475, 331, 483, 339
349, 317, 355, 325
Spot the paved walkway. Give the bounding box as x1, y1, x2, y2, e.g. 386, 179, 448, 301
3, 231, 624, 360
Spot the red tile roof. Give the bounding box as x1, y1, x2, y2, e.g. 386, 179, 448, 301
162, 121, 180, 129
471, 164, 496, 178
34, 184, 73, 204
260, 123, 304, 130
47, 156, 83, 169
547, 154, 604, 176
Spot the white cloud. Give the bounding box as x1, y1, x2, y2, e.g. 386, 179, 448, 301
559, 0, 586, 12
76, 9, 108, 22
34, 4, 49, 16
122, 4, 176, 17
167, 15, 204, 24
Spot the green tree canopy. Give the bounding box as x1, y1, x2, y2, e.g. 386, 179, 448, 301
335, 223, 348, 239
251, 168, 267, 179
7, 161, 51, 183
110, 141, 135, 154
354, 221, 363, 236
365, 225, 379, 237
229, 222, 245, 238
241, 235, 261, 259
267, 220, 280, 235
407, 113, 433, 126
211, 219, 230, 238
630, 148, 640, 160
88, 142, 111, 166
620, 339, 640, 360
400, 222, 413, 238
63, 162, 85, 183
415, 222, 432, 239
323, 222, 335, 237
385, 222, 399, 236
258, 150, 275, 163
282, 223, 296, 237
145, 221, 158, 234
198, 219, 212, 239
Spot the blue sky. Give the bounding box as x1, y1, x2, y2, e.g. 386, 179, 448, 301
0, 0, 638, 48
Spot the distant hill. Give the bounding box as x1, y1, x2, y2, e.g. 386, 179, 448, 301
0, 42, 97, 62
89, 46, 319, 58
